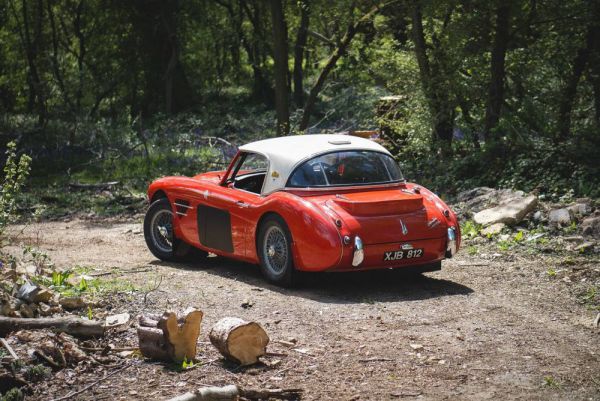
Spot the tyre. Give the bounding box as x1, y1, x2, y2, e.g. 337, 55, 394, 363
257, 214, 296, 286
144, 198, 207, 262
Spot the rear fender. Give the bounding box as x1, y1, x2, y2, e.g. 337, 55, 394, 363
255, 193, 343, 271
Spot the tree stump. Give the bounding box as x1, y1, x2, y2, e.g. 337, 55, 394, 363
137, 308, 203, 362
209, 317, 269, 366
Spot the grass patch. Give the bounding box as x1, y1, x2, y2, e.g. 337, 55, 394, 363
543, 376, 561, 389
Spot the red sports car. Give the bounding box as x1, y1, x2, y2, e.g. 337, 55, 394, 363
144, 134, 460, 285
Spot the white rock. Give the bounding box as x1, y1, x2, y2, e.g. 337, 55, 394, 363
582, 216, 600, 238
481, 223, 506, 236
105, 312, 130, 327
473, 195, 538, 226
567, 203, 591, 217
548, 208, 572, 225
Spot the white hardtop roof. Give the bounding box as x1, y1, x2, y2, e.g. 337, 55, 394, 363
239, 134, 391, 195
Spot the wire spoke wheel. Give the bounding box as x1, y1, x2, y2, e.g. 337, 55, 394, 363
263, 225, 288, 275
150, 209, 173, 254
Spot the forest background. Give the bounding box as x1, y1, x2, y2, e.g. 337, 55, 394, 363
1, 0, 599, 209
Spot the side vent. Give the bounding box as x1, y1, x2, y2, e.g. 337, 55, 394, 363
174, 199, 191, 216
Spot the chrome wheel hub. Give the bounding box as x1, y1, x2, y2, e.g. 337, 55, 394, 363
151, 209, 173, 253
263, 226, 288, 275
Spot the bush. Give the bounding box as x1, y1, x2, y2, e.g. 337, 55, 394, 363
0, 141, 31, 239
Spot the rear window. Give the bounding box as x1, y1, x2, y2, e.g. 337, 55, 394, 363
287, 150, 403, 188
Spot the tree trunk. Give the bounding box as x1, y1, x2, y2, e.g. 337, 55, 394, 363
590, 4, 600, 126
15, 0, 46, 124
0, 316, 105, 338
209, 317, 269, 366
410, 1, 454, 154
270, 0, 290, 136
46, 0, 74, 114
483, 3, 511, 140
556, 30, 592, 141
240, 0, 273, 105
299, 3, 384, 131
293, 1, 310, 107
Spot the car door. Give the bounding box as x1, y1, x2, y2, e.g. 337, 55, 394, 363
195, 152, 267, 258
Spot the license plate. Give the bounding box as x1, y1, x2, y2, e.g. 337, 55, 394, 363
383, 249, 424, 261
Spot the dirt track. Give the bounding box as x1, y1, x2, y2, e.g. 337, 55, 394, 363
7, 217, 600, 400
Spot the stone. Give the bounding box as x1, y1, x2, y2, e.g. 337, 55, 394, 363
532, 211, 543, 221
567, 203, 592, 217
473, 195, 538, 226
38, 302, 62, 316
19, 303, 35, 318
481, 223, 506, 236
59, 296, 85, 310
582, 216, 600, 238
548, 208, 572, 225
456, 187, 495, 203
16, 282, 54, 304
16, 281, 40, 303
456, 187, 528, 215
32, 289, 54, 303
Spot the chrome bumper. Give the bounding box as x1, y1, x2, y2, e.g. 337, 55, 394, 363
445, 227, 457, 258
352, 236, 364, 267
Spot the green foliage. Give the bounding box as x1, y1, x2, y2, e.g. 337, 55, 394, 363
181, 357, 195, 370
0, 0, 598, 202
51, 270, 71, 287
461, 220, 482, 240
546, 268, 557, 278
24, 364, 52, 382
513, 231, 524, 243
0, 142, 31, 239
579, 286, 599, 310
543, 376, 561, 389
1, 388, 24, 401
497, 240, 512, 252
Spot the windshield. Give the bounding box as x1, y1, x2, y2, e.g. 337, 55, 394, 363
287, 150, 403, 188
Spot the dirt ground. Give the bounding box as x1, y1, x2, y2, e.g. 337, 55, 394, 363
6, 217, 600, 401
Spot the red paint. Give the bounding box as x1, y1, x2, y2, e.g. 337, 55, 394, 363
147, 152, 461, 272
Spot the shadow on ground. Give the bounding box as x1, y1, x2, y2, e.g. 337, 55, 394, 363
150, 256, 473, 304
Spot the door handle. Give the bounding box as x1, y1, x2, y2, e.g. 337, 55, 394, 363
236, 200, 250, 208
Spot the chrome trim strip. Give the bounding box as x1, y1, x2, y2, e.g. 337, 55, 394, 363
174, 202, 192, 209
176, 211, 187, 216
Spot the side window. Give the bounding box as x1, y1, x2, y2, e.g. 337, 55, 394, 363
231, 153, 268, 194
237, 153, 268, 174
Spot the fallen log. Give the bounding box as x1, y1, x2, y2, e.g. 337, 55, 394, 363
209, 317, 269, 366
137, 308, 203, 362
167, 385, 303, 401
68, 181, 119, 190
0, 316, 104, 338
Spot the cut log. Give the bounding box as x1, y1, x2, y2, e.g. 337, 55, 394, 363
137, 308, 203, 362
166, 385, 303, 401
209, 317, 269, 366
158, 309, 203, 362
0, 316, 104, 338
